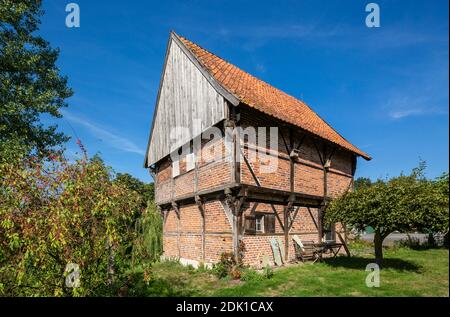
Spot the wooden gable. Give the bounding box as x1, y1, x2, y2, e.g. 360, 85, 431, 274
144, 33, 238, 167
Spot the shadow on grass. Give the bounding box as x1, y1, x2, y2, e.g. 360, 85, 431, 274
123, 265, 199, 297
399, 244, 448, 251
322, 256, 421, 272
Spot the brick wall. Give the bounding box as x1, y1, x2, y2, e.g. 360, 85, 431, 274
155, 127, 232, 205
157, 107, 354, 267
241, 233, 319, 268
239, 107, 353, 198
240, 202, 321, 267
162, 200, 233, 264
162, 200, 323, 267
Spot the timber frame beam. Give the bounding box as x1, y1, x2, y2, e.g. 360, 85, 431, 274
195, 195, 206, 261
158, 121, 357, 263
223, 188, 247, 262
171, 201, 181, 257
312, 138, 337, 241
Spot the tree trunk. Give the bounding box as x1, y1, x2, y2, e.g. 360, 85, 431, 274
374, 231, 384, 266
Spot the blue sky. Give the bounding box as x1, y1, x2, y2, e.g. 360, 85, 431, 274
40, 0, 448, 183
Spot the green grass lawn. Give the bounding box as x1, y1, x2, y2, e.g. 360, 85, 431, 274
130, 245, 449, 297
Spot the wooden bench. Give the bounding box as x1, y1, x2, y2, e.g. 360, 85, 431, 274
292, 236, 321, 263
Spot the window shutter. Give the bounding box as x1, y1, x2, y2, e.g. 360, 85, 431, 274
172, 159, 180, 178
265, 214, 276, 233
245, 216, 256, 234
186, 153, 195, 172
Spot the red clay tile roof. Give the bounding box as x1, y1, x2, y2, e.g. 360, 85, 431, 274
176, 33, 371, 161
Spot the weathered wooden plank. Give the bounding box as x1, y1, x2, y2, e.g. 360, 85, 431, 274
270, 237, 283, 266
336, 231, 351, 257
146, 39, 228, 165
195, 196, 206, 261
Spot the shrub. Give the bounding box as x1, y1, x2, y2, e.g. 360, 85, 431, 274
0, 150, 142, 296
212, 262, 230, 279
196, 262, 209, 273
396, 237, 421, 249
212, 252, 240, 279
241, 266, 274, 282
262, 265, 274, 279
229, 265, 242, 280
131, 201, 163, 265
240, 268, 264, 282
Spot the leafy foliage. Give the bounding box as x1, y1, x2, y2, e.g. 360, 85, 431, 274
212, 242, 255, 280
353, 177, 373, 190
325, 163, 449, 263
240, 266, 273, 282
131, 201, 163, 265
114, 173, 155, 208
212, 252, 237, 279
0, 151, 142, 296
0, 0, 73, 157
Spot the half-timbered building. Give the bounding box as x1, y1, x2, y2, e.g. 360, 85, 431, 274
144, 32, 371, 268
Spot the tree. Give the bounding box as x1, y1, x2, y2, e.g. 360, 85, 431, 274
0, 0, 73, 157
131, 201, 163, 265
114, 173, 155, 208
0, 151, 142, 296
353, 177, 372, 190
325, 164, 449, 265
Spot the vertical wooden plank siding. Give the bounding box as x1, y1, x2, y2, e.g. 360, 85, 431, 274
147, 40, 228, 165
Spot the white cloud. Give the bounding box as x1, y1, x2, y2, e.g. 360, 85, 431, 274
380, 51, 449, 120
62, 110, 145, 156
389, 108, 427, 119
386, 94, 447, 120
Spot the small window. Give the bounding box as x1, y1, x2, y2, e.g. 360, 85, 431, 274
255, 216, 264, 232
186, 153, 195, 172
245, 213, 275, 234
172, 159, 180, 178
264, 214, 275, 234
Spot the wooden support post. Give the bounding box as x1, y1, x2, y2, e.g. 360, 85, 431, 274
235, 195, 246, 262
171, 202, 180, 258
283, 205, 289, 261
227, 104, 240, 185
318, 205, 324, 242
284, 195, 295, 261
313, 139, 338, 242
170, 161, 175, 201
280, 130, 296, 261
224, 189, 242, 262
289, 154, 295, 193
288, 206, 300, 231
195, 195, 206, 262
194, 140, 199, 193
